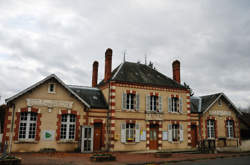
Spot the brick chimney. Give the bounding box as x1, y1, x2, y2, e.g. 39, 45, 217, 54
92, 61, 99, 87
172, 60, 180, 83
104, 48, 112, 82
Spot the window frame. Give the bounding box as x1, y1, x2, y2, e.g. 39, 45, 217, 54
60, 114, 76, 140
150, 95, 158, 112
207, 119, 215, 139
48, 83, 56, 93
172, 124, 179, 141
18, 112, 37, 141
126, 93, 136, 110
126, 123, 135, 142
171, 97, 179, 113
226, 120, 234, 138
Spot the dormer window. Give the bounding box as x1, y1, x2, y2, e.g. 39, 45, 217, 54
48, 83, 56, 93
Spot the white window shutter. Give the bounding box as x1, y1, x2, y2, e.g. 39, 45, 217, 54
136, 94, 140, 111
122, 93, 127, 110
135, 123, 140, 142
158, 96, 162, 112
179, 124, 184, 142
168, 97, 172, 113
168, 124, 172, 142
121, 123, 126, 143
179, 97, 183, 113
146, 95, 150, 112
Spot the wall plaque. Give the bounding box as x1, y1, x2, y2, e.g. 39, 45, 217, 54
27, 98, 73, 109
209, 110, 231, 116
145, 114, 163, 121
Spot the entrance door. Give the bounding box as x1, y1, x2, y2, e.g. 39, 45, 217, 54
93, 123, 102, 151
149, 124, 159, 150
81, 126, 93, 152
191, 125, 197, 148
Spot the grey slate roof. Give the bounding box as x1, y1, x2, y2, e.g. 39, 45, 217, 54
69, 85, 108, 109
98, 62, 187, 90
191, 93, 242, 115
200, 93, 221, 112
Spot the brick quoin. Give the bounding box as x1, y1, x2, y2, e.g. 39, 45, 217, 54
1, 107, 10, 152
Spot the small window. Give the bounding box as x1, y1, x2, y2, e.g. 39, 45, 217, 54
218, 99, 222, 106
48, 83, 56, 93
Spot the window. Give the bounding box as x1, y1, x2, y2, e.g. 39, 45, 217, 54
121, 123, 140, 143
207, 120, 215, 138
168, 97, 183, 113
60, 114, 76, 140
168, 124, 183, 142
172, 124, 179, 141
48, 83, 55, 93
122, 93, 140, 110
226, 120, 234, 138
126, 123, 135, 142
218, 99, 222, 106
19, 112, 37, 140
146, 95, 162, 112
126, 93, 135, 110
150, 95, 158, 111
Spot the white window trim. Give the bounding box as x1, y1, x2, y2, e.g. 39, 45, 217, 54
171, 97, 179, 113
61, 114, 76, 140
207, 120, 215, 139
172, 124, 179, 141
226, 120, 234, 138
19, 113, 37, 141
126, 123, 135, 142
48, 83, 56, 93
150, 95, 158, 112
127, 93, 135, 110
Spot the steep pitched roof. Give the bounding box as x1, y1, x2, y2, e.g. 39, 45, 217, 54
5, 74, 91, 108
190, 96, 201, 113
240, 112, 250, 128
98, 62, 186, 89
200, 93, 221, 112
69, 85, 108, 109
199, 93, 242, 115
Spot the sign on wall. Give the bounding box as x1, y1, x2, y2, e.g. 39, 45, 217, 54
209, 110, 231, 116
140, 130, 146, 141
42, 130, 55, 141
162, 131, 168, 141
27, 98, 73, 109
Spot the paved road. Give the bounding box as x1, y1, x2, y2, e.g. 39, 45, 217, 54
167, 156, 250, 165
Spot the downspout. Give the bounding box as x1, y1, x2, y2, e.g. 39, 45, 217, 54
8, 103, 15, 153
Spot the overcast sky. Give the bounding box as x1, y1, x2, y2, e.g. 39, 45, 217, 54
0, 0, 249, 109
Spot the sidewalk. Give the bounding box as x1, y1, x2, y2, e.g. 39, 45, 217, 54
13, 152, 250, 165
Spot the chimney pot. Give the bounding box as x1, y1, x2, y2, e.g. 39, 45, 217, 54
92, 61, 99, 87
104, 48, 113, 82
172, 60, 181, 83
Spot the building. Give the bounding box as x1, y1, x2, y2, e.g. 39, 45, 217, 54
0, 104, 6, 150
191, 93, 242, 149
2, 48, 243, 153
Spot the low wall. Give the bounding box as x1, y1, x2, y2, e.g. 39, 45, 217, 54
240, 140, 250, 151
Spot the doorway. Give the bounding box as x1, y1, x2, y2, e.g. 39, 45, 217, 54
93, 123, 103, 151
191, 125, 198, 148
149, 124, 159, 150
